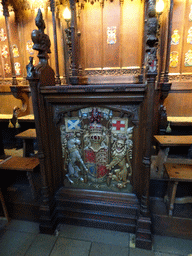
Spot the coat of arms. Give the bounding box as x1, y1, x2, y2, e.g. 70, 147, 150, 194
2, 45, 9, 58
12, 44, 19, 58
0, 28, 7, 42
187, 27, 192, 44
185, 49, 192, 66
107, 26, 116, 45
170, 51, 179, 68
171, 29, 180, 45
59, 107, 134, 192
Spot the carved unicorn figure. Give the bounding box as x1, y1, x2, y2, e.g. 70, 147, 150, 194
66, 136, 88, 184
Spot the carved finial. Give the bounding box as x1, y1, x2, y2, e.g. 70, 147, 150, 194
2, 0, 9, 17
31, 8, 51, 57
35, 8, 46, 33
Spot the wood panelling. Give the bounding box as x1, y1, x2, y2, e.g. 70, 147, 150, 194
79, 0, 143, 70
103, 0, 120, 68
164, 92, 192, 117
0, 89, 33, 115
122, 0, 144, 67
81, 2, 102, 69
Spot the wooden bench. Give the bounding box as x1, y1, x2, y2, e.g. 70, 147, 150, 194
15, 129, 37, 157
0, 156, 39, 198
164, 163, 192, 216
167, 116, 192, 126
153, 135, 192, 177
18, 114, 35, 123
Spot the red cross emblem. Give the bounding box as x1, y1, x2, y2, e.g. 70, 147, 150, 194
112, 120, 125, 131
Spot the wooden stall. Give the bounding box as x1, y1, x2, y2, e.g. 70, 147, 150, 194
0, 0, 192, 250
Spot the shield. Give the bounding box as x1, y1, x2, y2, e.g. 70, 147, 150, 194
84, 148, 109, 182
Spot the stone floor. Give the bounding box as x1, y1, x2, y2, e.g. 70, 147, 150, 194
0, 219, 192, 256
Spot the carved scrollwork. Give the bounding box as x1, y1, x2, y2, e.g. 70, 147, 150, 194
84, 68, 140, 76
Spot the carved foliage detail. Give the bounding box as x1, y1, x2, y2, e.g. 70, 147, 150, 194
146, 0, 158, 74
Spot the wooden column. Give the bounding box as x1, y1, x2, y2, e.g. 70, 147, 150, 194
27, 9, 56, 234
136, 0, 158, 250
158, 0, 173, 134
50, 0, 61, 85
138, 0, 147, 83
164, 0, 173, 83
2, 0, 17, 85
69, 0, 79, 84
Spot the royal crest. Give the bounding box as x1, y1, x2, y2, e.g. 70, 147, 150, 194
12, 44, 19, 58
4, 63, 11, 74
187, 27, 192, 44
0, 28, 7, 41
107, 26, 116, 45
14, 62, 21, 75
171, 29, 180, 45
59, 106, 134, 192
2, 45, 9, 58
170, 51, 179, 68
185, 49, 192, 66
26, 40, 34, 55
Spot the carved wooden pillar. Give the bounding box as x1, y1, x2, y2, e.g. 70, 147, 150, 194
2, 0, 17, 85
163, 0, 173, 83
136, 0, 158, 250
26, 9, 56, 234
158, 0, 173, 134
138, 0, 147, 83
50, 0, 61, 85
69, 0, 79, 84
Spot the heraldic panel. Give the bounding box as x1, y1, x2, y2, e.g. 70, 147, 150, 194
56, 105, 137, 193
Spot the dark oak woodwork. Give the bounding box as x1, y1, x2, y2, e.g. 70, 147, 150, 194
23, 2, 160, 248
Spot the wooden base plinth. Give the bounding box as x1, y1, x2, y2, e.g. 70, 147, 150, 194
136, 216, 152, 250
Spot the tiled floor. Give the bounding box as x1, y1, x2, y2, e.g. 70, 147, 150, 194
0, 218, 192, 256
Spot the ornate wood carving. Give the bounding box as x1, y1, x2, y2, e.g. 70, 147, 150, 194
84, 68, 140, 76
136, 0, 158, 250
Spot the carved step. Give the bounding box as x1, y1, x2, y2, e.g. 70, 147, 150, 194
56, 187, 139, 233
56, 198, 138, 216
57, 214, 136, 233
